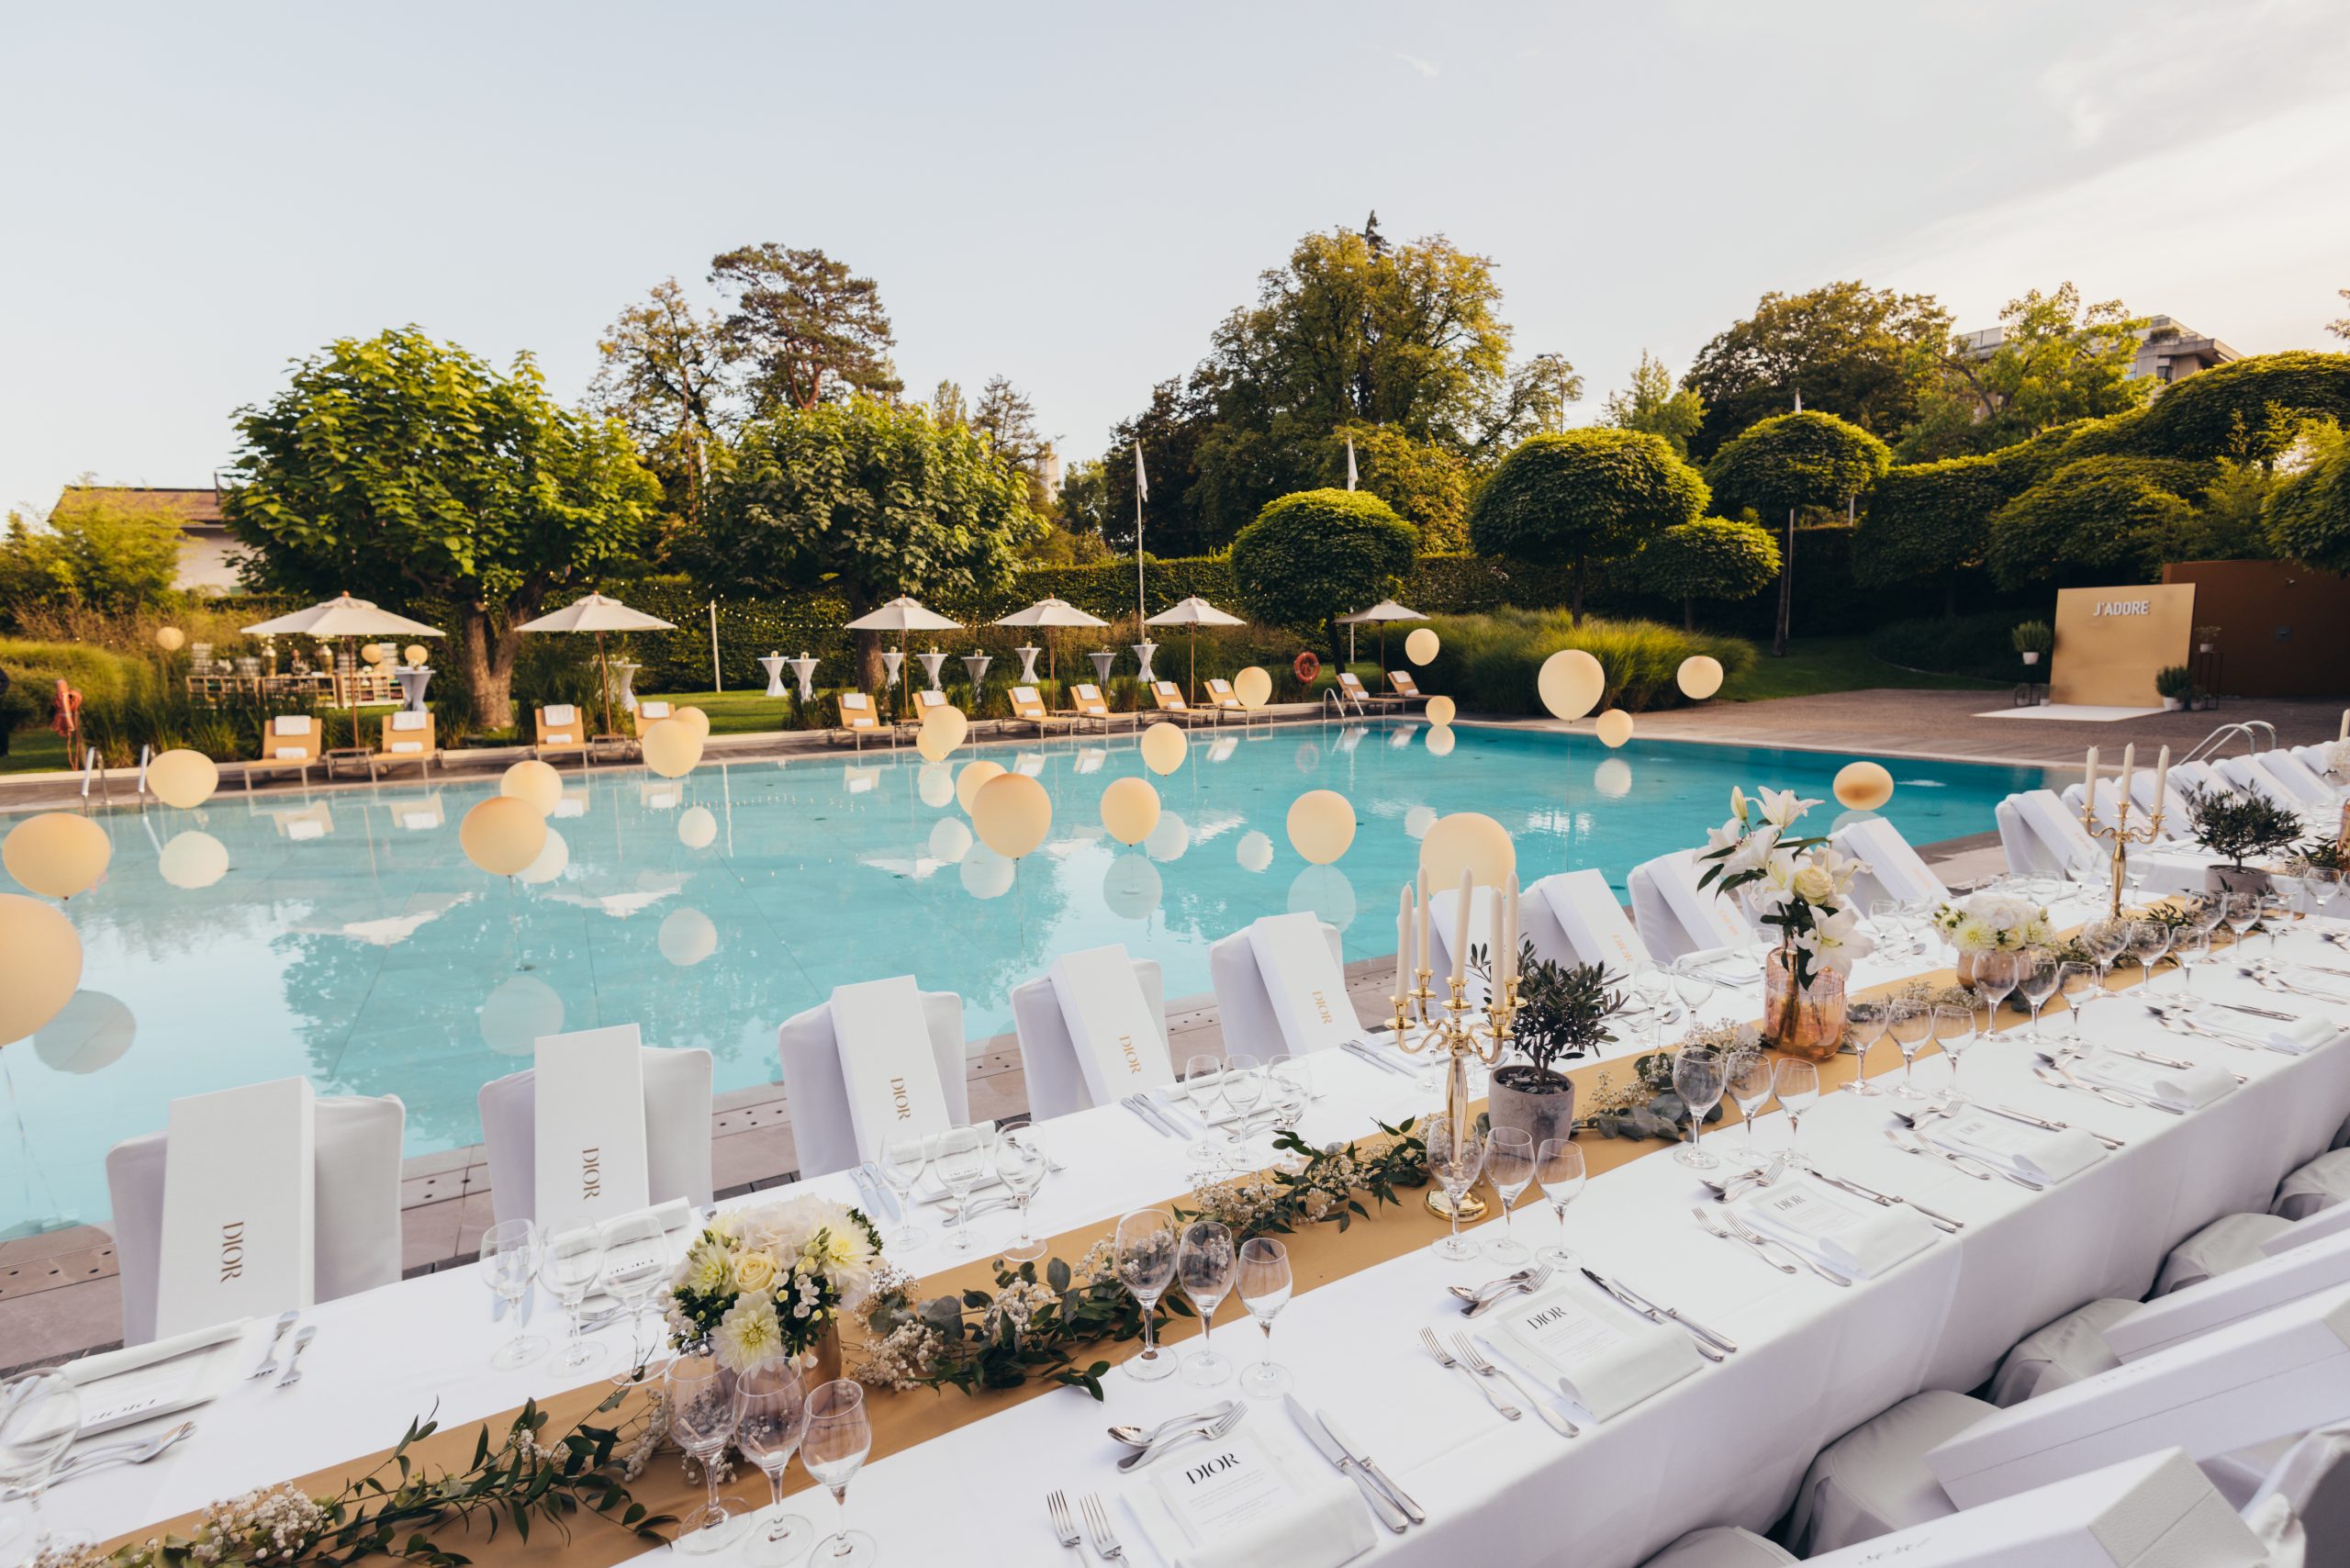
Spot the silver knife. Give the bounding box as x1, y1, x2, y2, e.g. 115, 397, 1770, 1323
864, 1163, 904, 1225
1578, 1267, 1729, 1361
1986, 1103, 2125, 1150
1120, 1095, 1178, 1137
1285, 1397, 1410, 1532
846, 1163, 879, 1216
1315, 1406, 1426, 1524
1799, 1165, 1965, 1234
1133, 1095, 1187, 1138
1151, 1090, 1211, 1136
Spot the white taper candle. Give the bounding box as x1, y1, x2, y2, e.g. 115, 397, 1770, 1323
1451, 869, 1473, 988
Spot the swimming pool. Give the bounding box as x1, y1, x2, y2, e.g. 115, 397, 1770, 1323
4, 721, 2045, 1234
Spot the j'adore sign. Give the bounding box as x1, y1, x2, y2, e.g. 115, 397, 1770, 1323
2052, 584, 2195, 707
156, 1077, 317, 1337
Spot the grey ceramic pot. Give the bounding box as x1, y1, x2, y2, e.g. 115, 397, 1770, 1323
1489, 1064, 1577, 1150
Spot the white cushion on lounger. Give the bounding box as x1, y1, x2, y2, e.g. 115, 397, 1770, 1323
1635, 1526, 1796, 1566
2157, 1213, 2298, 1296
1789, 1390, 1997, 1555
389, 742, 422, 754
543, 703, 576, 725
2277, 1150, 2350, 1223
273, 747, 305, 759
390, 711, 427, 731
640, 700, 672, 718
272, 714, 311, 735
1989, 1298, 2137, 1406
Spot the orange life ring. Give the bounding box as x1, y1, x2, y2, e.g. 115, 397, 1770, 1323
1292, 651, 1321, 685
50, 679, 82, 737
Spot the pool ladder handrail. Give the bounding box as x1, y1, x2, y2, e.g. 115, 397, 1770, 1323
79, 745, 109, 810
2178, 720, 2275, 765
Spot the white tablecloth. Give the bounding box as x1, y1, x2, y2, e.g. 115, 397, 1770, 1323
51, 918, 2350, 1567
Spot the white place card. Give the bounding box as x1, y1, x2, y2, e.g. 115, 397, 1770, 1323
1495, 1280, 1702, 1420
576, 1198, 696, 1314
2074, 1053, 2232, 1112
2107, 1229, 2350, 1361
1154, 1430, 1304, 1543
1659, 850, 1752, 948
63, 1317, 258, 1435
532, 1025, 651, 1230
1732, 1178, 1939, 1278
1245, 913, 1357, 1055
1926, 1110, 2105, 1185
831, 977, 953, 1157
1129, 1428, 1375, 1568
1049, 945, 1175, 1104
1537, 870, 1650, 976
155, 1077, 316, 1337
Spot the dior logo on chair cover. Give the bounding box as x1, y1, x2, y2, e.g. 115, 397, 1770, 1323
832, 975, 954, 1155
1245, 912, 1357, 1054
155, 1077, 317, 1337
532, 1025, 651, 1229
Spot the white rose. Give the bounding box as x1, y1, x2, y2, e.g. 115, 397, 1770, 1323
1793, 864, 1836, 904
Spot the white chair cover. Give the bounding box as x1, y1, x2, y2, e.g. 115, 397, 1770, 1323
1628, 848, 1752, 963
2065, 779, 2197, 843
1633, 1525, 1796, 1566
776, 986, 968, 1178
1988, 1298, 2135, 1406
1010, 954, 1168, 1123
1529, 869, 1649, 975
2216, 755, 2305, 814
106, 1094, 405, 1347
2276, 1150, 2350, 1223
1789, 1389, 1995, 1555
2159, 1214, 2299, 1296
1207, 919, 1347, 1059
2258, 753, 2342, 809
2248, 1421, 2350, 1566
2001, 790, 2104, 880
1832, 816, 1951, 907
476, 1046, 714, 1226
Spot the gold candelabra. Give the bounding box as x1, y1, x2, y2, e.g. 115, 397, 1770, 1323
2079, 791, 2165, 920
1393, 966, 1516, 1220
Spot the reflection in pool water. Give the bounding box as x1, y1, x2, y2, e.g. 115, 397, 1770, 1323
1, 720, 2044, 1233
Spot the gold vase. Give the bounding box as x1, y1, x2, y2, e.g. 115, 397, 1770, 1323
804, 1321, 844, 1386
1762, 946, 1847, 1061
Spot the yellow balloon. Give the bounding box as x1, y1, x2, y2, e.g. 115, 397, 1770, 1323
1420, 811, 1515, 890
500, 758, 565, 817
658, 907, 719, 967
158, 830, 229, 890
1595, 708, 1635, 748
1834, 760, 1896, 812
518, 825, 569, 885
1427, 723, 1457, 756
916, 706, 968, 761
957, 759, 1006, 814
1234, 666, 1272, 708
1426, 694, 1457, 726
1285, 789, 1356, 865
678, 805, 718, 848
973, 771, 1052, 857
1537, 649, 1606, 722
1140, 721, 1188, 777
0, 893, 82, 1045
1100, 776, 1162, 846
404, 644, 429, 666
1404, 627, 1439, 666
148, 748, 218, 810
1677, 655, 1725, 700
642, 719, 702, 778
154, 626, 185, 652
3, 812, 111, 900
459, 795, 547, 877
674, 705, 711, 739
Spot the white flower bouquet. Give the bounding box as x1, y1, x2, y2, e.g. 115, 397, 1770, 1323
665, 1195, 882, 1373
1696, 786, 1876, 989
1931, 891, 2052, 954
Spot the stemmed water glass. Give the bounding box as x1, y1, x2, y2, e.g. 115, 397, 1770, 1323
2170, 927, 2210, 1002
1217, 1055, 1264, 1167
667, 1355, 746, 1552
1869, 898, 1910, 958
541, 1222, 609, 1374
1970, 949, 2020, 1038
2127, 920, 2172, 988
599, 1209, 676, 1382
2057, 960, 2102, 1043
2308, 869, 2344, 925
1181, 1052, 1227, 1167
1672, 1047, 1729, 1170
1265, 1054, 1313, 1167
1483, 1126, 1536, 1263
2188, 891, 2229, 950
733, 1361, 812, 1564
1934, 1003, 1976, 1090
2081, 919, 2130, 988
1533, 1139, 1584, 1267
2221, 891, 2262, 952
875, 1135, 930, 1251
0, 1372, 91, 1561
1236, 1238, 1293, 1399
2260, 890, 2294, 954
1425, 1113, 1489, 1261
1887, 1000, 1936, 1098
1842, 996, 1891, 1097
1671, 960, 1718, 1027
1772, 1059, 1819, 1157
2017, 948, 2062, 1040
1177, 1219, 1237, 1387
480, 1218, 548, 1370
1115, 1209, 1180, 1382
1631, 963, 1673, 1049
933, 1126, 990, 1255
992, 1128, 1048, 1262
1726, 1049, 1776, 1169
802, 1378, 877, 1566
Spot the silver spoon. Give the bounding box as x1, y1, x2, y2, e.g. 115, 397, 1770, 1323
1107, 1400, 1238, 1448
7, 1421, 195, 1500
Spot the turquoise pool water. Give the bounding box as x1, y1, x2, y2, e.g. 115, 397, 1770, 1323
3, 721, 2044, 1234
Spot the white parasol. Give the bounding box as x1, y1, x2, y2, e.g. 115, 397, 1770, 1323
845, 596, 964, 717
517, 591, 677, 739
1146, 595, 1248, 701
993, 597, 1108, 685
242, 592, 443, 745
1335, 598, 1427, 668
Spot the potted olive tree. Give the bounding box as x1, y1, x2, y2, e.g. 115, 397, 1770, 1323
1483, 945, 1622, 1148
2183, 785, 2304, 895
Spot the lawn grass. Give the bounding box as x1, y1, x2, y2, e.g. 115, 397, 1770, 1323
0, 729, 73, 776
1722, 636, 2009, 703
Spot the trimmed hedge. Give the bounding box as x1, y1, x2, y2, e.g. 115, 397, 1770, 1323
2266, 431, 2350, 576
1985, 456, 2211, 589
1227, 488, 1418, 643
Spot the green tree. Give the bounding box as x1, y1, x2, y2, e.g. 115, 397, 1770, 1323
1706, 410, 1891, 655
1602, 351, 1707, 457
1056, 458, 1110, 539
587, 277, 732, 540
1623, 517, 1781, 631
710, 243, 901, 411
2329, 289, 2348, 342
1908, 284, 2152, 457
1104, 376, 1217, 556
1684, 281, 1951, 460
2266, 422, 2350, 575
1227, 488, 1418, 654
1984, 456, 2208, 590
699, 397, 1043, 684
1467, 430, 1709, 623
222, 328, 661, 729
0, 489, 185, 615
970, 375, 1053, 510
1327, 422, 1472, 548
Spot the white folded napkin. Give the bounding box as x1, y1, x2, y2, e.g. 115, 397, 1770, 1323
1125, 1428, 1375, 1568
64, 1316, 259, 1434
909, 1122, 1003, 1204
2076, 1051, 2233, 1110
1730, 1177, 1939, 1279
2263, 1014, 2342, 1055
1924, 1109, 2104, 1185
1492, 1279, 1703, 1420
576, 1198, 695, 1312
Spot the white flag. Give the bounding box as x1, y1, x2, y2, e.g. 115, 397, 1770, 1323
1345, 434, 1358, 491
1134, 444, 1147, 503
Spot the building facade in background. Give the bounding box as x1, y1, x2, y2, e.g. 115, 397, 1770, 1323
47, 484, 238, 591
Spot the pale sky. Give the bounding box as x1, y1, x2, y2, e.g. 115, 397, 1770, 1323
5, 0, 2347, 520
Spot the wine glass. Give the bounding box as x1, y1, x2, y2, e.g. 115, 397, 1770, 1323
2170, 927, 2210, 1002
1842, 996, 1891, 1097
599, 1209, 676, 1383
666, 1355, 747, 1552
1115, 1209, 1180, 1382
2057, 960, 2101, 1043
1181, 1052, 1226, 1166
2260, 889, 2293, 954
933, 1126, 990, 1255
2186, 891, 2228, 947
2308, 869, 2344, 924
992, 1128, 1048, 1262
1934, 1003, 1976, 1090
2081, 920, 2129, 987
1265, 1054, 1313, 1168
733, 1361, 812, 1564
541, 1222, 609, 1374
2016, 947, 2062, 1040
1217, 1054, 1263, 1167
1631, 963, 1673, 1047
1726, 1049, 1776, 1168
1533, 1138, 1584, 1267
2126, 920, 2172, 988
802, 1378, 876, 1566
1483, 1126, 1536, 1264
1771, 1059, 1819, 1158
1971, 949, 2020, 1037
1671, 960, 1718, 1026
1887, 1000, 1936, 1098
1868, 897, 1909, 958
2221, 891, 2261, 951
1425, 1112, 1489, 1261
1236, 1238, 1292, 1399
480, 1218, 547, 1370
875, 1135, 930, 1251
1672, 1047, 1729, 1170
0, 1372, 91, 1560
1176, 1219, 1237, 1387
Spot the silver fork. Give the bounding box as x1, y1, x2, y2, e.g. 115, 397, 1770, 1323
1691, 1204, 1796, 1273
1719, 1209, 1852, 1287
250, 1310, 299, 1380
1046, 1489, 1080, 1551
1078, 1492, 1125, 1560
1419, 1326, 1520, 1419
1453, 1333, 1576, 1436
1113, 1404, 1244, 1473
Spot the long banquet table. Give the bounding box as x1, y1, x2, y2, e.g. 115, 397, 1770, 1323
68, 908, 2350, 1566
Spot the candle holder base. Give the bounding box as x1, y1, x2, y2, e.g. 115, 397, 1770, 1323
1426, 1186, 1488, 1223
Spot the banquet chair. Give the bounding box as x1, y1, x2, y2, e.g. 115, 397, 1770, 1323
533, 703, 588, 763
1627, 847, 1755, 962
776, 981, 968, 1178
476, 1045, 714, 1227
2215, 754, 2314, 815
1830, 816, 1953, 908
1632, 1526, 1794, 1566
1516, 872, 1632, 972
2257, 751, 2346, 810
1788, 1389, 1998, 1554
106, 1092, 406, 1347
1336, 670, 1404, 712
1010, 948, 1169, 1122
1427, 880, 1584, 1005
1995, 790, 2105, 881
371, 709, 437, 778
1207, 916, 1348, 1059
2156, 1212, 2297, 1295
2245, 1420, 2350, 1562
243, 713, 321, 789
2060, 779, 2199, 844
2274, 1149, 2350, 1222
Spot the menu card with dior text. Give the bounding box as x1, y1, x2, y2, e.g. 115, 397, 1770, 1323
831, 976, 953, 1158
1494, 1280, 1702, 1420
155, 1077, 316, 1338
1245, 913, 1357, 1055
1133, 1428, 1375, 1568
532, 1025, 651, 1231
1732, 1179, 1939, 1278
1660, 851, 1752, 948
1538, 871, 1651, 976
1049, 944, 1175, 1104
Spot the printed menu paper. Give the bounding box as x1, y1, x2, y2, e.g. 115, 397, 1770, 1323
1734, 1180, 1938, 1278
155, 1077, 316, 1337
1927, 1110, 2105, 1184
1133, 1428, 1375, 1568
533, 1025, 651, 1230
2075, 1053, 2232, 1112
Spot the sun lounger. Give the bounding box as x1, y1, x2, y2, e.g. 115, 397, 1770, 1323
1007, 685, 1077, 737
1149, 680, 1213, 726
1337, 670, 1404, 712
1202, 678, 1251, 725
244, 713, 321, 790
533, 703, 588, 763
353, 710, 438, 781
1065, 683, 1136, 734
1386, 668, 1428, 708
833, 691, 886, 750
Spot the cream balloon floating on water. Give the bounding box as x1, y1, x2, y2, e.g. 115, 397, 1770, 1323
1234, 666, 1273, 709
1426, 725, 1457, 757
459, 796, 548, 877
1419, 811, 1515, 890
158, 830, 229, 890
1144, 810, 1190, 863
915, 705, 968, 762
480, 974, 564, 1056
1235, 830, 1273, 873
1100, 776, 1161, 846
500, 758, 565, 817
1285, 789, 1356, 865
1102, 853, 1161, 919
928, 816, 973, 864
1425, 694, 1457, 727
34, 991, 135, 1075
1537, 649, 1606, 722
1595, 708, 1635, 748
518, 826, 569, 885
1676, 655, 1725, 700
642, 719, 702, 778
148, 749, 218, 810
3, 812, 111, 900
973, 772, 1052, 858
960, 846, 1015, 900
0, 892, 82, 1045
677, 805, 718, 849
1139, 721, 1188, 777
957, 759, 1006, 814
659, 907, 719, 967
1404, 627, 1440, 666
1834, 761, 1896, 812
1594, 758, 1633, 799
917, 762, 957, 809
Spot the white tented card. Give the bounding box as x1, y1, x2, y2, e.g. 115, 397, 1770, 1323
1245, 913, 1356, 1055
1662, 851, 1751, 947
1049, 945, 1174, 1103
1539, 871, 1649, 976
1150, 1431, 1303, 1545
2108, 1230, 2350, 1362
155, 1077, 316, 1337
832, 977, 952, 1156
532, 1025, 650, 1230
1844, 818, 1944, 904
1495, 1282, 1702, 1420
1735, 1179, 1938, 1278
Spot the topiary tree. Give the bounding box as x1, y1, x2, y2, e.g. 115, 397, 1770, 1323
1705, 410, 1891, 655
1326, 422, 1472, 549
1466, 430, 1708, 623
2265, 426, 2350, 575
1984, 455, 2208, 590
1228, 487, 1418, 655
1623, 517, 1781, 630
